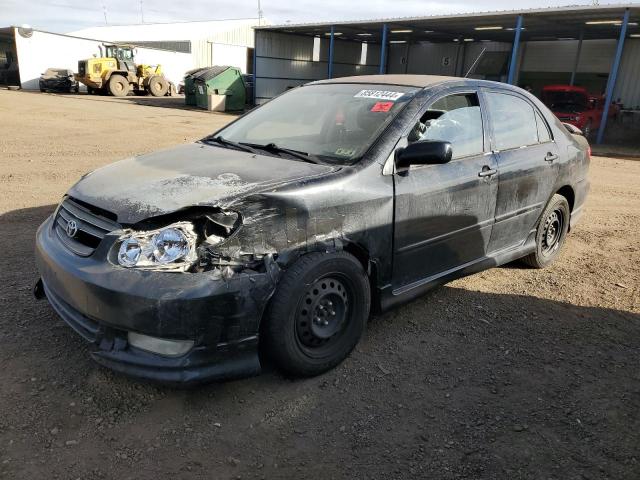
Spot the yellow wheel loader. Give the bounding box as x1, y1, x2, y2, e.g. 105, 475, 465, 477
75, 44, 173, 97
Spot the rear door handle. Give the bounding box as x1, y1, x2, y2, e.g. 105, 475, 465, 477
545, 152, 558, 162
478, 166, 498, 177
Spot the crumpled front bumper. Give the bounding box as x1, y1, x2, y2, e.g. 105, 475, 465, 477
34, 215, 278, 386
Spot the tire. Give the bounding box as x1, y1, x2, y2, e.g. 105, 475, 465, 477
263, 251, 370, 377
74, 85, 79, 93
108, 75, 129, 97
521, 194, 570, 269
39, 88, 45, 93
147, 75, 169, 97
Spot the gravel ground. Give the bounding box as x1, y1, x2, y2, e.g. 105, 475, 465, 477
0, 89, 639, 480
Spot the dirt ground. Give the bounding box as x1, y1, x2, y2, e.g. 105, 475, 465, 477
0, 89, 638, 480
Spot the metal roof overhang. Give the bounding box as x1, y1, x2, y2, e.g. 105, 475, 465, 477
255, 4, 640, 43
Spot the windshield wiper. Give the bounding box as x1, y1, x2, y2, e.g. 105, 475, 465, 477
203, 136, 258, 154
242, 142, 320, 164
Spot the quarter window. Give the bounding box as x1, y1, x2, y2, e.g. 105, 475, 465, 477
535, 111, 552, 143
485, 92, 538, 150
409, 93, 484, 159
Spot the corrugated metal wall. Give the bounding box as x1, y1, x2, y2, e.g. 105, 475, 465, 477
254, 32, 640, 108
192, 25, 257, 69
255, 30, 379, 103
614, 39, 640, 109
521, 39, 616, 73
388, 41, 511, 77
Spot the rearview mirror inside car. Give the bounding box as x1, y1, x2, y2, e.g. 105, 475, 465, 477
395, 140, 453, 170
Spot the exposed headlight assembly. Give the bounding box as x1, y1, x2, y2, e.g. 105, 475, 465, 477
117, 222, 200, 271
115, 210, 242, 272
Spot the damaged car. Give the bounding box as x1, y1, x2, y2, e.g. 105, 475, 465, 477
39, 68, 79, 93
34, 74, 590, 385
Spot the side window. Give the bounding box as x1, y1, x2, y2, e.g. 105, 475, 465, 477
485, 92, 538, 151
535, 111, 552, 143
409, 92, 484, 159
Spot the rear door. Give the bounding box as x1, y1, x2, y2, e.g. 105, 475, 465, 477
392, 89, 499, 289
483, 89, 559, 252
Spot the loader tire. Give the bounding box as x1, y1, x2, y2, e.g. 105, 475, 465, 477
148, 76, 169, 97
108, 75, 129, 97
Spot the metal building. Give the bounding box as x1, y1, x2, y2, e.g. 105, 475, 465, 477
70, 19, 263, 72
253, 4, 640, 144
0, 18, 265, 92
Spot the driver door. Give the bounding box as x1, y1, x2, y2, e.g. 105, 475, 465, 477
392, 90, 499, 289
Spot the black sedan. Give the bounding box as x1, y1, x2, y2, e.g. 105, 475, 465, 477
39, 68, 79, 93
34, 74, 590, 385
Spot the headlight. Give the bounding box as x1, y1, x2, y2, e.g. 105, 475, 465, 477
153, 228, 191, 264
116, 222, 199, 270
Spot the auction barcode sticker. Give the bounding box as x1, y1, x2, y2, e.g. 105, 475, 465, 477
354, 90, 404, 101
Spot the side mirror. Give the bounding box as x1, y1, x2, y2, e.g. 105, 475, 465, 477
395, 140, 453, 170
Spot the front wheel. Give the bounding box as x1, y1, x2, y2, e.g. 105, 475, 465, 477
521, 194, 570, 268
108, 75, 129, 97
263, 252, 370, 377
147, 75, 168, 97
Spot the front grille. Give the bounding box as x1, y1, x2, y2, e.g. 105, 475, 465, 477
54, 197, 120, 256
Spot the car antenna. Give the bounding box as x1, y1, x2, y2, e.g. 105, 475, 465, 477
464, 48, 486, 78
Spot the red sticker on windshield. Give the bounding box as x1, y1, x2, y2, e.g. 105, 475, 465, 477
371, 101, 394, 112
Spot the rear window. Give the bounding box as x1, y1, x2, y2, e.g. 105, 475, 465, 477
485, 92, 538, 151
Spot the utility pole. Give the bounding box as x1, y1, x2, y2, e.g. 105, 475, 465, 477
257, 0, 264, 25
102, 3, 108, 24
140, 0, 144, 23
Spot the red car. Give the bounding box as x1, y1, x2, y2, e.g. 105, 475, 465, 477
541, 85, 618, 138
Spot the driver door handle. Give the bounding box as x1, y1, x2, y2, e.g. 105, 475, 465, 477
478, 166, 498, 177
545, 152, 558, 162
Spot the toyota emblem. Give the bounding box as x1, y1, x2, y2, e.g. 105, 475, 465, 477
66, 219, 78, 238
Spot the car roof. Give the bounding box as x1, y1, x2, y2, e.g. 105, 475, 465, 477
310, 74, 459, 88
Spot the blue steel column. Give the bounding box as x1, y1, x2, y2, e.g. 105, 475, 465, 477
252, 31, 257, 106
570, 29, 584, 86
507, 15, 523, 85
379, 23, 388, 74
328, 25, 335, 79
596, 9, 630, 144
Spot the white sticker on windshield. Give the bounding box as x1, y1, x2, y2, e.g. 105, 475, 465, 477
354, 90, 404, 101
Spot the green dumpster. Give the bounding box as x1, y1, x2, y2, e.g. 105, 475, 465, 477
192, 66, 246, 112
183, 67, 208, 106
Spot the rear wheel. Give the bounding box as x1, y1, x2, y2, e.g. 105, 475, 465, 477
108, 75, 129, 97
147, 75, 169, 97
521, 194, 570, 269
263, 252, 370, 377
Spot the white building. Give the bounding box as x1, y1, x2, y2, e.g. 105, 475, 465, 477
1, 18, 264, 90
69, 18, 263, 73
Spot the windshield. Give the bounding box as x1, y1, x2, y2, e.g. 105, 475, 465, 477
213, 83, 418, 164
43, 69, 68, 77
542, 90, 589, 112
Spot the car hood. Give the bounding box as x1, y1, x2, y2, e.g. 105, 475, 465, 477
68, 142, 337, 224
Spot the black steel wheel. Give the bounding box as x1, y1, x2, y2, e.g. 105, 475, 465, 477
522, 194, 570, 268
263, 252, 370, 377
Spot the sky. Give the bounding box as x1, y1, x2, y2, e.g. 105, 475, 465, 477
2, 0, 639, 33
